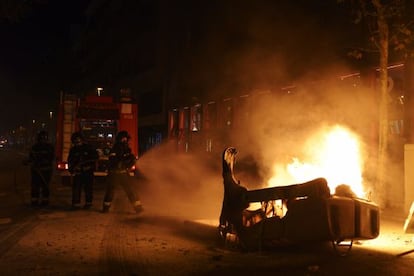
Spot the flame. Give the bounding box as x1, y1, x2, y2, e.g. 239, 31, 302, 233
268, 125, 366, 198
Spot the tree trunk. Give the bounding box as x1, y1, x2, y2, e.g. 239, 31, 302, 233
374, 0, 389, 207
404, 57, 414, 143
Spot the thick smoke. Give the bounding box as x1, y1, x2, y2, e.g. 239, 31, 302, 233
136, 69, 381, 221
136, 142, 224, 221
227, 67, 378, 189
135, 1, 397, 218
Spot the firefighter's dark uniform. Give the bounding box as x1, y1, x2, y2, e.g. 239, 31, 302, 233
102, 131, 143, 213
29, 131, 55, 206
67, 132, 98, 209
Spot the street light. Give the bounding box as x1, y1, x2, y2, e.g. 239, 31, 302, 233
97, 87, 104, 96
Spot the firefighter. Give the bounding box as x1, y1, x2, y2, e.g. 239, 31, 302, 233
28, 130, 55, 207
102, 130, 143, 213
67, 132, 99, 209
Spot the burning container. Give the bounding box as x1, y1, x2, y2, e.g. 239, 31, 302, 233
219, 147, 380, 254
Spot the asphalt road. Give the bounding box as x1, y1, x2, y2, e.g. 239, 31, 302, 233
0, 148, 414, 275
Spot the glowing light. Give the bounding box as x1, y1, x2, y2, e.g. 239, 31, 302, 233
268, 125, 366, 198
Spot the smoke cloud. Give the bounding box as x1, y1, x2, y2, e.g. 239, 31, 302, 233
136, 69, 382, 221
136, 142, 223, 221
135, 1, 400, 217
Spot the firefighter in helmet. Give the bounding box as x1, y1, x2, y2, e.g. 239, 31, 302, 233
28, 130, 55, 207
67, 131, 98, 209
102, 130, 143, 213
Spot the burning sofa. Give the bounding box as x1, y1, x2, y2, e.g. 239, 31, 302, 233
218, 147, 380, 254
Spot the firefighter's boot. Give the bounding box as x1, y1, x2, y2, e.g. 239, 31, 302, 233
133, 201, 144, 214
102, 202, 111, 213
40, 199, 49, 207
71, 202, 82, 210
31, 198, 39, 207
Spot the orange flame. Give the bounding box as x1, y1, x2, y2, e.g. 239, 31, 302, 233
268, 125, 366, 198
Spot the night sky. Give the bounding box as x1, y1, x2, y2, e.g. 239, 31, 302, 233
0, 1, 89, 134
0, 0, 357, 135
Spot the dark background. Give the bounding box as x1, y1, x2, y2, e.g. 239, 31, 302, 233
0, 0, 368, 134
0, 1, 88, 132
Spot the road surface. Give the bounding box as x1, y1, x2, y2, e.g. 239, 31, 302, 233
0, 148, 414, 275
